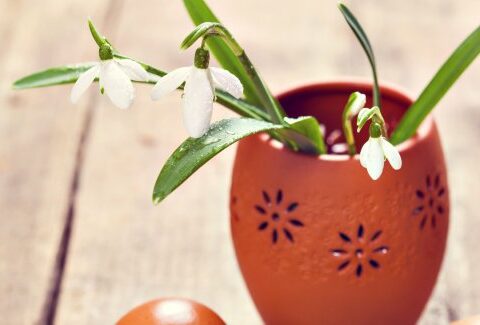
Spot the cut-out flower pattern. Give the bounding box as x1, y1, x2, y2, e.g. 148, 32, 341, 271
330, 224, 389, 278
255, 190, 304, 244
413, 173, 446, 230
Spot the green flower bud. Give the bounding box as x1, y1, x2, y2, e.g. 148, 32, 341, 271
194, 48, 210, 69
369, 122, 382, 138
99, 44, 113, 61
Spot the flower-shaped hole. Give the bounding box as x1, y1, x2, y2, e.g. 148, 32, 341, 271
413, 173, 446, 230
255, 190, 304, 244
330, 224, 389, 278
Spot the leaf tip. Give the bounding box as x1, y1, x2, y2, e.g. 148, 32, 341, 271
152, 193, 163, 206
12, 81, 21, 90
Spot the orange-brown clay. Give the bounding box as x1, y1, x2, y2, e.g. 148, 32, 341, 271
116, 298, 226, 325
230, 81, 449, 325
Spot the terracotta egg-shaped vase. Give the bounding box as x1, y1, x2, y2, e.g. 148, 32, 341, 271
230, 81, 449, 325
116, 298, 226, 325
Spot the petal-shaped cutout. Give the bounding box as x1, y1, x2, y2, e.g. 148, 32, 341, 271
359, 138, 371, 168
70, 64, 99, 103
366, 137, 384, 180
151, 66, 191, 101
210, 67, 243, 98
182, 67, 214, 138
381, 137, 402, 170
100, 60, 135, 109
115, 58, 150, 81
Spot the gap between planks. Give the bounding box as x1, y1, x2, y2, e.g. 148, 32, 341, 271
37, 1, 125, 324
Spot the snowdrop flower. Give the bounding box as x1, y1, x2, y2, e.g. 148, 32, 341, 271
70, 56, 149, 109
360, 126, 402, 180
151, 48, 243, 138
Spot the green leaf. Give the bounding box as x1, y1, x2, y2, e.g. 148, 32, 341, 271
152, 118, 282, 204
284, 116, 326, 154
12, 63, 96, 89
183, 0, 261, 105
390, 25, 480, 145
338, 3, 381, 107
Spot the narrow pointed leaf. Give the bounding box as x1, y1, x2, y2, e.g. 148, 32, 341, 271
284, 116, 326, 154
183, 0, 261, 105
153, 118, 282, 204
338, 3, 381, 107
391, 25, 480, 145
12, 63, 96, 89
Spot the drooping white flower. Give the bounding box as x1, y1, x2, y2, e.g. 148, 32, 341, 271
71, 58, 149, 109
150, 65, 243, 138
360, 136, 402, 180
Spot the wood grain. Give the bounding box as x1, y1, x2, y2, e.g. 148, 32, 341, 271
0, 1, 119, 324
1, 0, 479, 324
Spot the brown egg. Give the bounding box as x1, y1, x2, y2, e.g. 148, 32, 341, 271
116, 298, 226, 325
451, 315, 480, 325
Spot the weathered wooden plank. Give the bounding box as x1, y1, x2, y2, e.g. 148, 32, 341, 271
0, 1, 116, 324
55, 0, 480, 324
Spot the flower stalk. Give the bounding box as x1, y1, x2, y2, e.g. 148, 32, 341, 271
88, 19, 106, 47
342, 92, 366, 155
181, 22, 287, 125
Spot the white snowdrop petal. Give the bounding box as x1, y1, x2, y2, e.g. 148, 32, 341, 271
115, 58, 150, 81
350, 93, 366, 116
182, 67, 214, 138
210, 67, 243, 98
70, 64, 99, 103
101, 60, 135, 109
366, 137, 385, 180
151, 67, 191, 101
381, 138, 402, 170
359, 138, 371, 168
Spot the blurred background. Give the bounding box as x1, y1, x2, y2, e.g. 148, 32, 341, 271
0, 0, 479, 324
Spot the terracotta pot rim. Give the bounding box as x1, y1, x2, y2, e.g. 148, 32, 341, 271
260, 79, 434, 162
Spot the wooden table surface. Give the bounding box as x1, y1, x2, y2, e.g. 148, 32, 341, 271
1, 0, 479, 324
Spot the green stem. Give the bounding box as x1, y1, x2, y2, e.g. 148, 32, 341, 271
373, 114, 387, 137
342, 118, 356, 155
372, 68, 380, 108
237, 52, 287, 125
184, 23, 288, 125
88, 20, 106, 47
